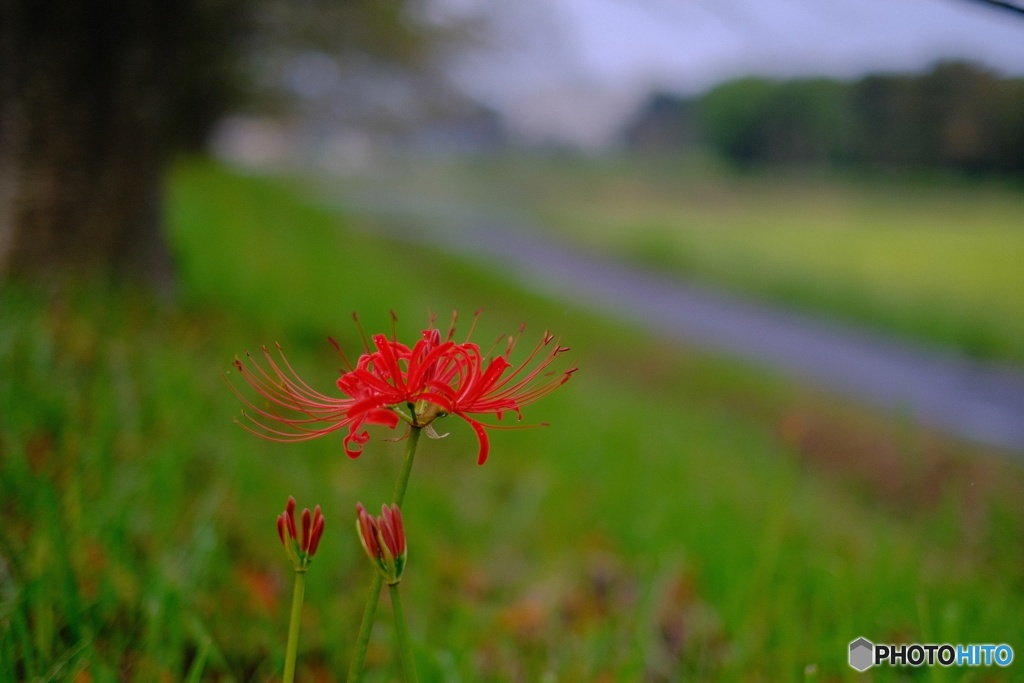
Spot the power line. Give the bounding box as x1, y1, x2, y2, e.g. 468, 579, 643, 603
961, 0, 1024, 17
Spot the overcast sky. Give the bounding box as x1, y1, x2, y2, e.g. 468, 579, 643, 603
431, 0, 1024, 147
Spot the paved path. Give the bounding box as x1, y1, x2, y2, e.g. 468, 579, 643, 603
333, 191, 1024, 456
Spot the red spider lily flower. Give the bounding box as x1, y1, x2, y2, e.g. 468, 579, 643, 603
336, 327, 455, 430
230, 344, 401, 458
230, 312, 575, 463
277, 496, 325, 570
356, 502, 407, 585
419, 323, 577, 464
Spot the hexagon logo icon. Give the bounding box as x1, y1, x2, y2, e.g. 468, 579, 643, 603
849, 637, 874, 671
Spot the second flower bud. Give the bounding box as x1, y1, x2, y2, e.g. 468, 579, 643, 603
356, 502, 407, 585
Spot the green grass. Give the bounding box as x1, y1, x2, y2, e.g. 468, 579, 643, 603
1, 159, 1023, 681
343, 153, 1024, 363
550, 169, 1024, 362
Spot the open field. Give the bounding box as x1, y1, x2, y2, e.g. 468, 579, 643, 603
343, 154, 1024, 364
2, 160, 1023, 681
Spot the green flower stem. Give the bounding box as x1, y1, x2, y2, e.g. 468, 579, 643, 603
389, 583, 419, 683
283, 569, 306, 683
391, 425, 421, 505
347, 573, 383, 683
347, 426, 422, 683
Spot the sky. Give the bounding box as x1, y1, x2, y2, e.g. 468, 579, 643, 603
430, 0, 1024, 147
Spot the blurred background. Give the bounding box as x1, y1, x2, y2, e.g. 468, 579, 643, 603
3, 0, 1024, 680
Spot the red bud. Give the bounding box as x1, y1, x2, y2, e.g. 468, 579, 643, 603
286, 496, 298, 540
301, 508, 312, 553
309, 514, 325, 556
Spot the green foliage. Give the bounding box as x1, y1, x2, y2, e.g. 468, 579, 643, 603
656, 62, 1024, 174
848, 62, 1022, 173
695, 77, 849, 165
2, 161, 1023, 680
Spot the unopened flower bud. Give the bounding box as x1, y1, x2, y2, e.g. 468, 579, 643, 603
277, 496, 325, 571
356, 502, 407, 584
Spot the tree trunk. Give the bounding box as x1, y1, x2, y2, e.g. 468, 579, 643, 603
0, 0, 229, 285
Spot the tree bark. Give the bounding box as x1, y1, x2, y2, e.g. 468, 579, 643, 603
0, 0, 235, 284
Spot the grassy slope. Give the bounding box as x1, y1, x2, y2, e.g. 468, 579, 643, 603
552, 169, 1024, 362
1, 160, 1022, 681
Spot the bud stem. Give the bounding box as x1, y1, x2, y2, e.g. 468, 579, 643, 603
283, 570, 306, 683
347, 572, 384, 683
389, 583, 419, 683
347, 426, 422, 683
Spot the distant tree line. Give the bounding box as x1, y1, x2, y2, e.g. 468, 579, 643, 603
625, 62, 1024, 175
